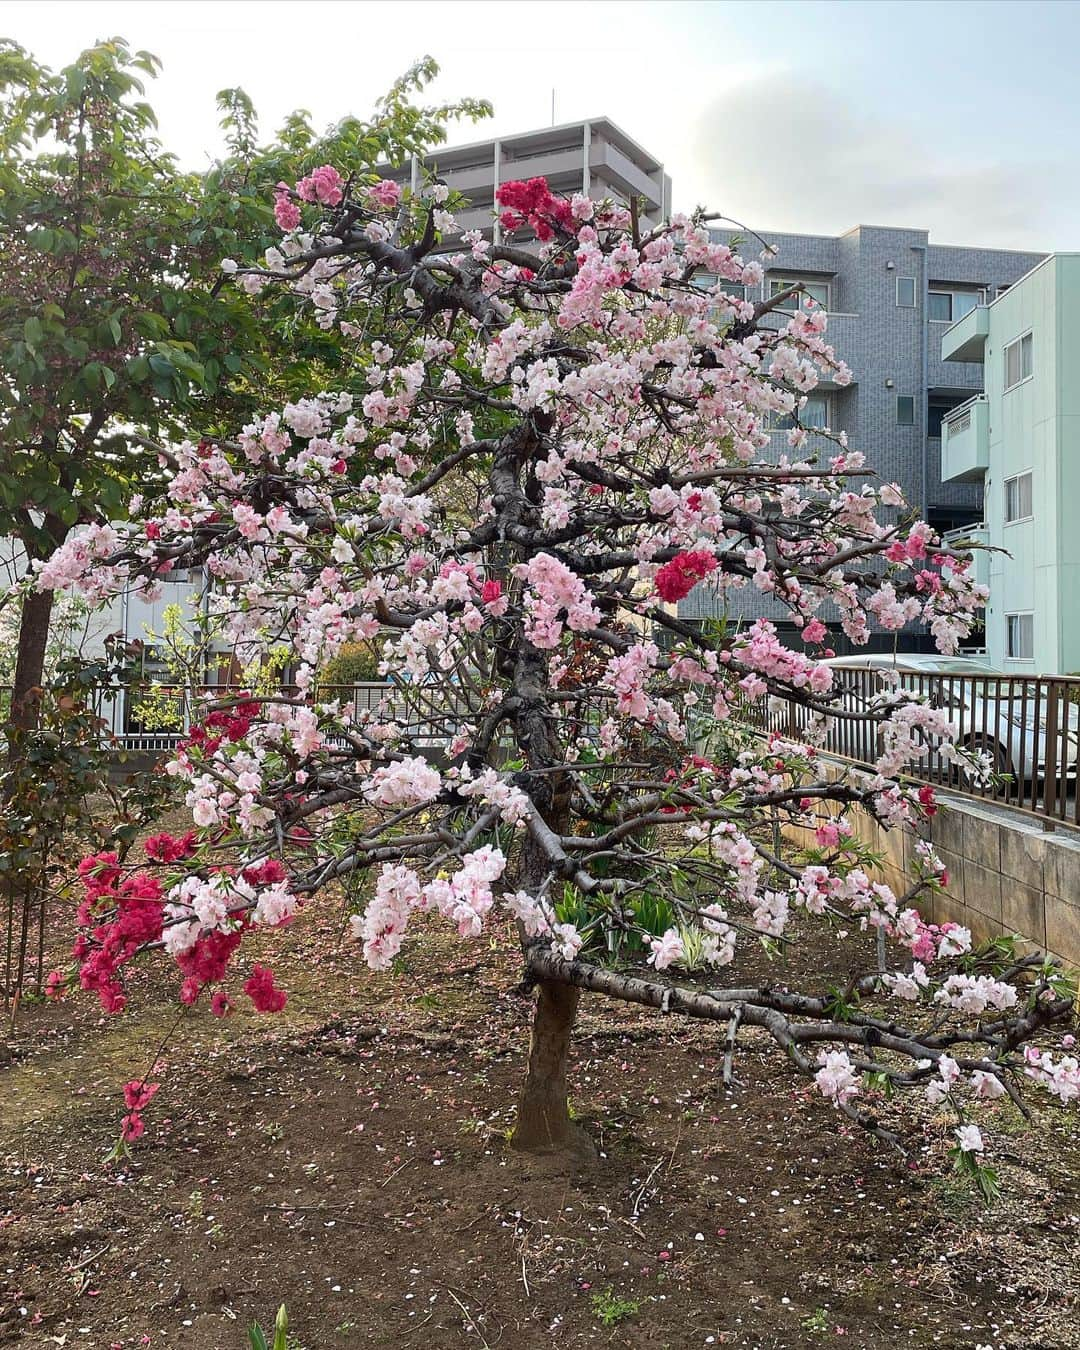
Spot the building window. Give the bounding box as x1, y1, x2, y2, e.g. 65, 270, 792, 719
1006, 612, 1034, 661
895, 276, 916, 308
692, 272, 747, 301
896, 395, 915, 426
1004, 471, 1033, 523
1004, 332, 1033, 390
928, 287, 986, 322
927, 400, 960, 438
769, 394, 829, 431
769, 277, 830, 312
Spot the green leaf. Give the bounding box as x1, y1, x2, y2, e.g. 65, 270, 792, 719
23, 316, 43, 348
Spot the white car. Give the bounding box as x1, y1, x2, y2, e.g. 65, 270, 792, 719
818, 653, 1079, 788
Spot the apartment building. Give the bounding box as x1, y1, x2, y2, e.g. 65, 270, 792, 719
376, 117, 671, 240
939, 254, 1080, 673
678, 224, 1047, 644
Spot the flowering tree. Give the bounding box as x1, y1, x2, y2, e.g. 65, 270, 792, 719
42, 155, 1077, 1171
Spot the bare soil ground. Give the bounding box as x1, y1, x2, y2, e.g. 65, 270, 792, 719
2, 892, 1078, 1350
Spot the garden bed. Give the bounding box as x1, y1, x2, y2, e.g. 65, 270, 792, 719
1, 900, 1077, 1349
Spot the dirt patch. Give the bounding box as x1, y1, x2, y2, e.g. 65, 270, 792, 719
1, 901, 1078, 1349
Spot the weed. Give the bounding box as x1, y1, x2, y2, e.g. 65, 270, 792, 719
927, 1172, 978, 1218
801, 1307, 829, 1334
591, 1287, 639, 1327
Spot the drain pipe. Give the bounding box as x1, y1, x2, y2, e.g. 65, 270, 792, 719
912, 243, 929, 517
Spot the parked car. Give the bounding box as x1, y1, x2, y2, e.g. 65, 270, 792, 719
818, 654, 1080, 786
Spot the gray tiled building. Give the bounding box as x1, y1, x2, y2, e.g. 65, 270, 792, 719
680, 224, 1047, 644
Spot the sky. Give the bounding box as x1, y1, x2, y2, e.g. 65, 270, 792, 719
4, 0, 1078, 250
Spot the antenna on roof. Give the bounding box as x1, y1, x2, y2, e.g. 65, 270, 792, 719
551, 89, 556, 127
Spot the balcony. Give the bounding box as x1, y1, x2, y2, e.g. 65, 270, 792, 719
941, 305, 990, 363
941, 395, 989, 482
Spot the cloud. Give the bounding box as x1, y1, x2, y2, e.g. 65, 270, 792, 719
688, 76, 1061, 249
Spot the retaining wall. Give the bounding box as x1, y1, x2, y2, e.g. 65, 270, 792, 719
786, 766, 1080, 967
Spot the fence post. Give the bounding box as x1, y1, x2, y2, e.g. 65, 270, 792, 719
1043, 680, 1060, 828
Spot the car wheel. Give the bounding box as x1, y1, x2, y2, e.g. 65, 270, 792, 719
958, 734, 1011, 789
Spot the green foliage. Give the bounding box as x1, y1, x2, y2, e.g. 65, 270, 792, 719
0, 40, 492, 568
824, 984, 861, 1022
320, 639, 384, 687
629, 890, 676, 943
249, 1304, 290, 1350
0, 38, 257, 556
590, 1287, 639, 1327
1, 639, 175, 1003
801, 1308, 829, 1334
127, 682, 184, 731
949, 1140, 1002, 1205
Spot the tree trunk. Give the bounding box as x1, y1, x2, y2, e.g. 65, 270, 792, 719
8, 586, 54, 736
511, 978, 581, 1152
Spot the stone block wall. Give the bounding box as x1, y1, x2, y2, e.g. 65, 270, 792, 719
783, 765, 1080, 967
928, 797, 1080, 963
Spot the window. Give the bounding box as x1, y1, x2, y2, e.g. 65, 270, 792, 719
928, 287, 986, 322
692, 272, 747, 312
1004, 471, 1033, 523
927, 401, 958, 438
896, 395, 915, 426
770, 394, 829, 431
1006, 612, 1034, 661
928, 291, 952, 322
895, 276, 916, 308
769, 276, 830, 312
1004, 332, 1033, 390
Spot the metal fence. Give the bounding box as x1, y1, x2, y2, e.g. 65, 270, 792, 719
758, 667, 1080, 827
0, 682, 427, 752
8, 670, 1080, 826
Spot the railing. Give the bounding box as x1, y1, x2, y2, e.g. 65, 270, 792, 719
758, 668, 1080, 827
0, 681, 467, 755
9, 671, 1080, 826
943, 393, 986, 435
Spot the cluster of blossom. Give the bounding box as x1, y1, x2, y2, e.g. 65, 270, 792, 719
350, 847, 507, 969
1023, 1043, 1080, 1104
495, 176, 577, 241
454, 765, 532, 826
654, 550, 719, 604
120, 1080, 160, 1142
933, 973, 1019, 1015
368, 756, 443, 808
59, 840, 299, 1017
815, 1050, 861, 1106
518, 552, 601, 649
893, 911, 973, 963
871, 700, 958, 777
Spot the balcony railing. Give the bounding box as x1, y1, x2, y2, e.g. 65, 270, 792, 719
941, 394, 989, 482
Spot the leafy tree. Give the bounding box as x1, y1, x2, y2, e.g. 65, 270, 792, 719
0, 39, 489, 730
44, 158, 1077, 1172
